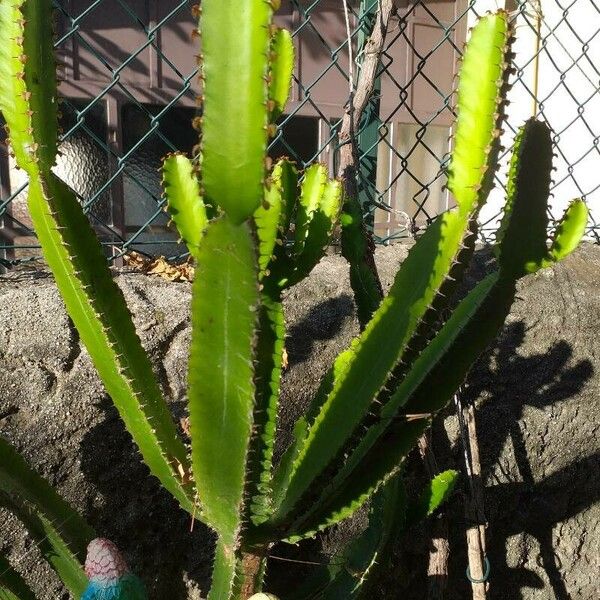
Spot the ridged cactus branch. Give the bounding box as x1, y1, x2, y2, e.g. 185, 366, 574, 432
370, 13, 517, 414
545, 200, 588, 264
162, 153, 208, 256
496, 119, 552, 277
496, 119, 588, 274
188, 217, 260, 545
289, 177, 342, 285
293, 165, 329, 257
340, 202, 383, 327
198, 0, 273, 223
0, 0, 57, 171
447, 14, 512, 210
268, 27, 295, 122
208, 539, 245, 600
408, 470, 460, 523
254, 158, 298, 279
245, 293, 286, 525
267, 163, 342, 289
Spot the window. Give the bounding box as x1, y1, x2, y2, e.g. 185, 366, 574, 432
2, 99, 109, 263
269, 115, 321, 167
375, 122, 450, 240
121, 103, 198, 256
120, 108, 322, 256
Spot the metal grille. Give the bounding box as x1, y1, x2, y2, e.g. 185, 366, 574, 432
0, 0, 598, 268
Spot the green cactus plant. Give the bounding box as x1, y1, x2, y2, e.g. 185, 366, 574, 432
0, 3, 588, 600
0, 437, 93, 598
0, 553, 36, 600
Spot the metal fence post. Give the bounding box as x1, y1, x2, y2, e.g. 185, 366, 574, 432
356, 0, 383, 230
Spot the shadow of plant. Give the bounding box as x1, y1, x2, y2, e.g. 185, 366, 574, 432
285, 294, 355, 368
438, 321, 597, 600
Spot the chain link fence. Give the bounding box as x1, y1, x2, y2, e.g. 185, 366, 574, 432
0, 0, 598, 269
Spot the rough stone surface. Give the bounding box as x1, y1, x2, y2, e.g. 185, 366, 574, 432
0, 243, 598, 599
443, 243, 600, 600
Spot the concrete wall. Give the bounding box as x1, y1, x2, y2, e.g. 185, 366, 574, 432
0, 243, 598, 599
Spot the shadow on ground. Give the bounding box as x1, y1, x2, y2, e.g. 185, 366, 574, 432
79, 399, 214, 599
430, 321, 597, 600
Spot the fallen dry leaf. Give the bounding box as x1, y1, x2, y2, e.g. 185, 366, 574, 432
124, 252, 195, 282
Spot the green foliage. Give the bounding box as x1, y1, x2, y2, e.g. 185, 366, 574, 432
0, 0, 56, 171
545, 199, 588, 264
209, 539, 245, 600
339, 200, 383, 328
266, 12, 516, 536
496, 119, 553, 277
447, 13, 510, 210
407, 470, 460, 522
0, 3, 589, 600
188, 218, 259, 545
247, 295, 286, 525
255, 158, 298, 279
199, 0, 273, 223
162, 153, 208, 255
0, 554, 35, 600
0, 437, 92, 597
268, 164, 343, 289
269, 28, 295, 122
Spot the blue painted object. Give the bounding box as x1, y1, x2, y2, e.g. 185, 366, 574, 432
81, 574, 146, 600
81, 539, 147, 600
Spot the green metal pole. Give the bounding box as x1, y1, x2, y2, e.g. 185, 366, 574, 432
356, 0, 382, 231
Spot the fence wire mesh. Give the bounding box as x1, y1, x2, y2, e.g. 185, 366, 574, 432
0, 0, 598, 269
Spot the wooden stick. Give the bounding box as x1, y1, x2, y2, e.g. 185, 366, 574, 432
418, 432, 450, 600
337, 0, 396, 300
464, 402, 488, 600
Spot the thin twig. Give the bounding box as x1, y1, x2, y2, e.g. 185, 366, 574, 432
455, 389, 488, 600
337, 0, 395, 304
268, 555, 325, 566
418, 432, 450, 599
